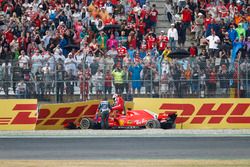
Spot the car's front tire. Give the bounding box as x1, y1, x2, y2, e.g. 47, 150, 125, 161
145, 119, 161, 129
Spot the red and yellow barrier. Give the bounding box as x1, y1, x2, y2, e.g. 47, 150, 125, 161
36, 100, 134, 130
133, 98, 250, 129
0, 99, 37, 130
3, 98, 249, 130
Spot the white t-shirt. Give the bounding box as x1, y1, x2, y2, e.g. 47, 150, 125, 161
206, 35, 220, 49
19, 55, 30, 68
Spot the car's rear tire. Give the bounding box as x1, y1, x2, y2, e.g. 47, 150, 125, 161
145, 119, 161, 129
80, 118, 94, 129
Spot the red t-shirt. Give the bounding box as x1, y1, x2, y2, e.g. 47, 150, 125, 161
117, 46, 127, 58
190, 47, 197, 57
4, 31, 14, 44
157, 35, 168, 51
204, 18, 212, 29
146, 36, 156, 50
150, 9, 158, 22
140, 9, 147, 19
105, 74, 112, 87
138, 22, 146, 35
128, 37, 137, 49
182, 9, 192, 22
111, 0, 119, 5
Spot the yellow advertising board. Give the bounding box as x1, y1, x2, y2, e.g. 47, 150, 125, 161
133, 98, 250, 129
36, 100, 134, 130
0, 99, 38, 130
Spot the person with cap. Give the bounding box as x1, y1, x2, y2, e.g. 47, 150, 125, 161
167, 23, 178, 50
157, 30, 168, 55
195, 13, 204, 43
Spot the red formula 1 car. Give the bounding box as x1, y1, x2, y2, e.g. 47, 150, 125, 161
79, 109, 177, 129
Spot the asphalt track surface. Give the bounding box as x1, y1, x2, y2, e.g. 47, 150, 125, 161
0, 137, 250, 160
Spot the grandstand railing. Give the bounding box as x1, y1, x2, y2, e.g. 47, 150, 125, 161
0, 60, 249, 103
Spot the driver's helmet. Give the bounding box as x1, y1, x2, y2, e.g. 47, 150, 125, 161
112, 94, 118, 99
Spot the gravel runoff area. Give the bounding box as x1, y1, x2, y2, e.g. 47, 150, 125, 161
1, 129, 250, 138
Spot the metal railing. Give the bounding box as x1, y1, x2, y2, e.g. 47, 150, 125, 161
0, 78, 249, 103
1, 59, 250, 103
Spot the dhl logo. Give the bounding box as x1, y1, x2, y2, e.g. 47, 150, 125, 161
37, 104, 98, 126
160, 103, 250, 124
0, 104, 37, 125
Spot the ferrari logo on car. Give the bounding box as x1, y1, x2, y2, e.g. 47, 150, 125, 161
127, 120, 132, 125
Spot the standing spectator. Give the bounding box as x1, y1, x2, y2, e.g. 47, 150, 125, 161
207, 68, 217, 97
206, 30, 221, 58
236, 23, 246, 38
107, 45, 119, 64
31, 49, 43, 75
188, 42, 198, 66
112, 64, 124, 94
160, 70, 168, 98
43, 63, 54, 95
12, 63, 23, 94
167, 23, 178, 50
104, 70, 112, 96
191, 68, 199, 95
181, 5, 192, 35
97, 31, 108, 51
149, 4, 158, 30
93, 68, 104, 99
194, 13, 204, 44
123, 66, 131, 95
228, 24, 238, 42
218, 65, 230, 96
106, 34, 118, 50
22, 63, 34, 98
56, 64, 65, 103
79, 66, 91, 101
176, 21, 186, 48
90, 58, 99, 93
64, 52, 77, 76
65, 69, 75, 102
35, 66, 45, 100
1, 60, 11, 96
157, 30, 168, 55
18, 50, 30, 68
143, 63, 153, 95
16, 80, 27, 99
164, 0, 173, 23
129, 61, 143, 94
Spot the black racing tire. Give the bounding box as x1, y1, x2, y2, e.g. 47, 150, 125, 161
145, 119, 161, 129
80, 118, 94, 129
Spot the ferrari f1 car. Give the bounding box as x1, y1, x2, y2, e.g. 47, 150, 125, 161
79, 109, 177, 129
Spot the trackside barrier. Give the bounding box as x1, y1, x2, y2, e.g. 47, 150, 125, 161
36, 100, 134, 130
0, 99, 38, 130
133, 98, 250, 129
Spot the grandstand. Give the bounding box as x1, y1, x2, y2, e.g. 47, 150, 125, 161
0, 0, 249, 103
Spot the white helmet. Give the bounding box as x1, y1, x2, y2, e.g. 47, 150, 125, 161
112, 94, 118, 99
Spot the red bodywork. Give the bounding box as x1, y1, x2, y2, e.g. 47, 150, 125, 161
93, 109, 177, 128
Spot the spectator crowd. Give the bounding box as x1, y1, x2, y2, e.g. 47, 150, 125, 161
0, 0, 249, 102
